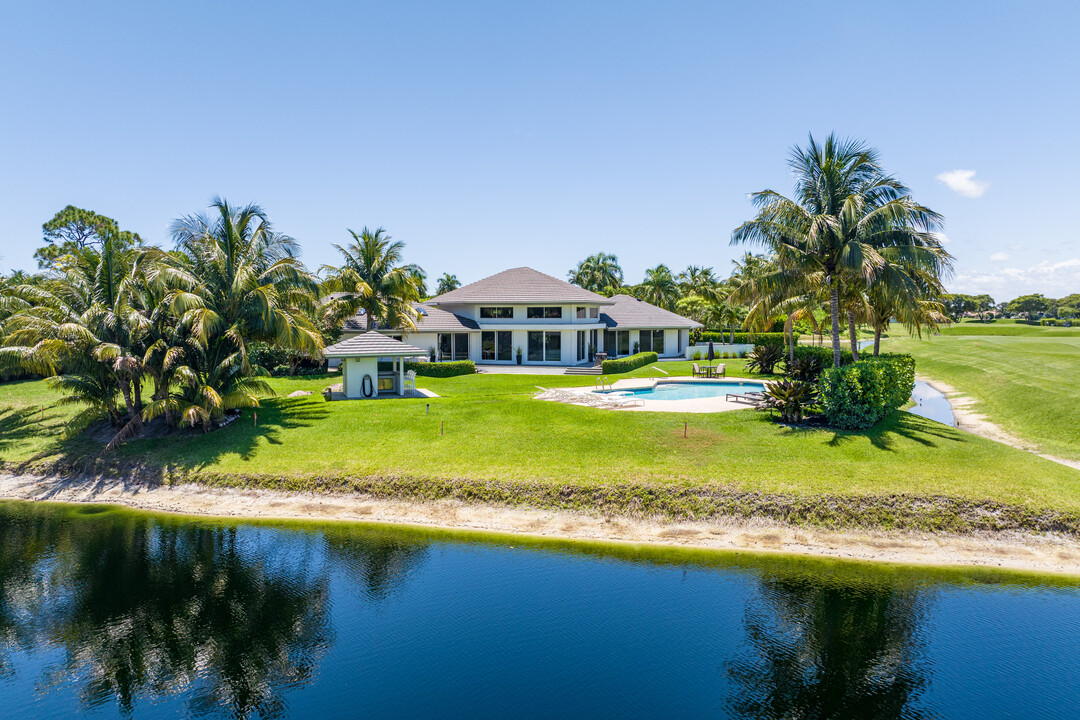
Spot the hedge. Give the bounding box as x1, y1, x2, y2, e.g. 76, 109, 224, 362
601, 352, 658, 374
791, 345, 854, 367
818, 354, 915, 430
404, 360, 476, 377
697, 332, 797, 346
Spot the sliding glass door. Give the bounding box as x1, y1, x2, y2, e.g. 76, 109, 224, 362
482, 331, 514, 361
527, 331, 562, 362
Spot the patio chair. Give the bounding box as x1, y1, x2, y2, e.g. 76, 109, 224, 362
404, 369, 417, 391
714, 363, 726, 378
692, 362, 703, 377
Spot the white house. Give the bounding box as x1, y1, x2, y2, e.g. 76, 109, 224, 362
339, 267, 701, 366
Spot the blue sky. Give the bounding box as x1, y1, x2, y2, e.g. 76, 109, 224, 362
1, 1, 1077, 299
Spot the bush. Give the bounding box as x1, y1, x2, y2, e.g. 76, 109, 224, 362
404, 360, 476, 377
691, 351, 703, 361
818, 354, 915, 429
697, 332, 798, 347
601, 352, 658, 374
746, 344, 784, 374
757, 379, 818, 424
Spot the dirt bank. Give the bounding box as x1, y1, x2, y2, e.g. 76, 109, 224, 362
3, 473, 1078, 577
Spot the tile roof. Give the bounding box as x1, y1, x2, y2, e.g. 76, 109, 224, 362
324, 331, 426, 357
428, 267, 614, 305
343, 303, 480, 333
600, 294, 703, 329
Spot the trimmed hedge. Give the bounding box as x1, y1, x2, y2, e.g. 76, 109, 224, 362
601, 351, 658, 374
791, 345, 854, 367
818, 354, 915, 430
698, 332, 797, 346
404, 360, 476, 377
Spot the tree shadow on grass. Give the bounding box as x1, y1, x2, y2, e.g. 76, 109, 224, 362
822, 412, 967, 453
0, 405, 68, 458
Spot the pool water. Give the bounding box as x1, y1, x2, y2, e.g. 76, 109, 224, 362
604, 380, 765, 401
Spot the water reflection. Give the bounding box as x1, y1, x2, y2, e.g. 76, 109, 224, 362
727, 575, 929, 719
0, 502, 1076, 718
0, 504, 332, 718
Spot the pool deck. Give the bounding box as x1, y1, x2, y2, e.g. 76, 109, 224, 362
589, 375, 765, 413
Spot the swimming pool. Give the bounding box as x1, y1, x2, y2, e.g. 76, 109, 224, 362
601, 380, 765, 401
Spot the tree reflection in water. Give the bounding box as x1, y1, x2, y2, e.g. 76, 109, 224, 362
0, 504, 332, 718
727, 574, 931, 720
322, 525, 431, 602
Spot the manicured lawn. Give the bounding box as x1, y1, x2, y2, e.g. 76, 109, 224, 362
883, 331, 1080, 461
938, 319, 1080, 336
3, 360, 1079, 513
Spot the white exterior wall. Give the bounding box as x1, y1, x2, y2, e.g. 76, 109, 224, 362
341, 356, 378, 399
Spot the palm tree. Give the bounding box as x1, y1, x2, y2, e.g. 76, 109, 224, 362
166, 198, 322, 431
322, 227, 422, 332
435, 273, 461, 296
678, 266, 720, 300
733, 134, 951, 366
568, 253, 623, 295
637, 264, 679, 310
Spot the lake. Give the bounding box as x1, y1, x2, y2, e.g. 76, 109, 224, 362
1, 500, 1078, 719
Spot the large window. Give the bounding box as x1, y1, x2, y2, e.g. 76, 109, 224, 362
480, 306, 514, 319
576, 307, 586, 319
438, 333, 470, 361
527, 331, 561, 362
639, 330, 664, 354
590, 307, 599, 318
527, 306, 562, 319
603, 330, 631, 356
481, 330, 514, 361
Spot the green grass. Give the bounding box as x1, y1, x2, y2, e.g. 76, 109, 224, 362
3, 358, 1079, 517
938, 319, 1080, 336
883, 332, 1080, 461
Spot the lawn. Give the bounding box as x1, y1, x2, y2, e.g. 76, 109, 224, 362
883, 330, 1080, 462
3, 358, 1079, 515
938, 319, 1080, 336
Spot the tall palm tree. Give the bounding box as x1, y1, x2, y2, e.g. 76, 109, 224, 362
167, 198, 322, 431
637, 264, 679, 310
568, 252, 623, 295
435, 273, 461, 296
678, 265, 720, 300
733, 134, 951, 366
322, 227, 422, 332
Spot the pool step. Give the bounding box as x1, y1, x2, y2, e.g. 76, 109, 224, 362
563, 366, 603, 375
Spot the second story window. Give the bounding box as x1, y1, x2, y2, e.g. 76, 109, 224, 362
589, 307, 599, 318
576, 307, 586, 319
527, 306, 562, 319
480, 307, 514, 319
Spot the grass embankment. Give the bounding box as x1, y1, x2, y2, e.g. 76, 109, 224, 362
938, 318, 1080, 337
4, 357, 1080, 533
884, 327, 1080, 462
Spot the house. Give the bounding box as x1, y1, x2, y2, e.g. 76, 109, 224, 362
339, 267, 701, 366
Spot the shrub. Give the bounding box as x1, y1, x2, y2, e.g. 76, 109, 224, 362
757, 379, 818, 424
404, 360, 476, 377
691, 351, 703, 361
697, 332, 798, 347
601, 352, 658, 374
746, 344, 784, 374
818, 354, 915, 429
790, 345, 854, 369
738, 350, 747, 358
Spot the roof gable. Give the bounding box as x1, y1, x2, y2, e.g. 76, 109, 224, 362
324, 331, 426, 358
428, 267, 614, 305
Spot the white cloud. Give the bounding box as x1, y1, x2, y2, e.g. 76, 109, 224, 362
951, 258, 1080, 297
932, 232, 951, 244
990, 252, 1009, 262
936, 169, 989, 198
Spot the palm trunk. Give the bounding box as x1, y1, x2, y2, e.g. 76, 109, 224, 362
873, 325, 882, 356
848, 311, 860, 362
118, 379, 136, 424
829, 284, 842, 367
132, 377, 143, 414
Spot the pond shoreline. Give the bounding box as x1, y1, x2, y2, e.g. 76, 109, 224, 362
918, 375, 1080, 471
3, 472, 1079, 577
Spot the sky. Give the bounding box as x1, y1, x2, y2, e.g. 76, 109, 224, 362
1, 0, 1078, 300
